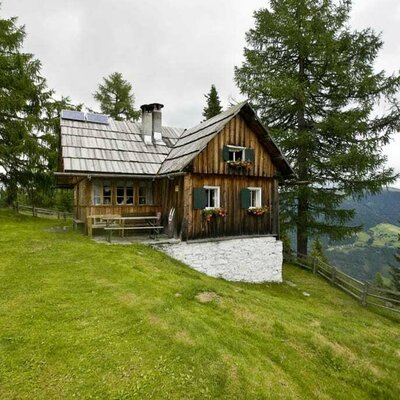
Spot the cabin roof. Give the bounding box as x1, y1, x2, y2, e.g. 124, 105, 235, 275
60, 118, 184, 176
59, 102, 294, 178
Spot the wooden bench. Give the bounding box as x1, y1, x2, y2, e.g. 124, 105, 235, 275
86, 214, 121, 237
104, 225, 164, 243
73, 218, 85, 231
102, 214, 163, 243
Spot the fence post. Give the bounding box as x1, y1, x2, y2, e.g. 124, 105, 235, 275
361, 282, 369, 307
331, 267, 336, 285
32, 205, 35, 217
63, 212, 66, 221
312, 257, 318, 274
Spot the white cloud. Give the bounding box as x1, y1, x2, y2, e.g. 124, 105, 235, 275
2, 0, 399, 186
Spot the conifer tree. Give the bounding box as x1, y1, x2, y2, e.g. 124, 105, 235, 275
93, 72, 140, 121
0, 13, 53, 205
235, 0, 400, 256
202, 85, 223, 121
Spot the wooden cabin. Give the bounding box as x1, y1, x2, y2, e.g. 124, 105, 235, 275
56, 102, 294, 240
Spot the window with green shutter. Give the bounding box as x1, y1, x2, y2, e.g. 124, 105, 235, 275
244, 148, 255, 162
240, 188, 251, 209
193, 187, 207, 209
223, 145, 254, 164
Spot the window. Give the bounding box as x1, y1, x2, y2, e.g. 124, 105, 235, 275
92, 180, 112, 205
138, 181, 154, 205
222, 145, 255, 164
204, 186, 220, 208
248, 187, 262, 208
116, 180, 134, 205
227, 145, 245, 161
240, 187, 262, 208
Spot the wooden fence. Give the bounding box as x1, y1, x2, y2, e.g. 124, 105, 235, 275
14, 202, 72, 220
284, 251, 400, 315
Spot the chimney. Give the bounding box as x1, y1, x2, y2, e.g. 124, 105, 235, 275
140, 103, 164, 144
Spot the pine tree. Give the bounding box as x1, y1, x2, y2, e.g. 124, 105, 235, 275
202, 85, 223, 121
235, 0, 400, 256
390, 235, 400, 291
310, 238, 328, 265
0, 13, 53, 205
93, 72, 140, 121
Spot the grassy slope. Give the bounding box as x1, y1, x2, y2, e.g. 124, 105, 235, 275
0, 209, 399, 400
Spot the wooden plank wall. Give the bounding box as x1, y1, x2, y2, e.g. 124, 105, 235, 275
74, 178, 163, 223
193, 114, 277, 177
183, 174, 275, 239
184, 113, 280, 239
159, 176, 184, 237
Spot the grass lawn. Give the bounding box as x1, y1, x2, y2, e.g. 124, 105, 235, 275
0, 208, 399, 399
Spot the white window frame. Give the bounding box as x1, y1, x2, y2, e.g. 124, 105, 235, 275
204, 186, 220, 209
248, 187, 262, 208
227, 145, 245, 161
92, 180, 112, 205
138, 181, 154, 206
116, 180, 134, 205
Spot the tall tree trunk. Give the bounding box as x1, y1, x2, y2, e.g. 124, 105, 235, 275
6, 181, 18, 207
297, 184, 308, 257
296, 53, 309, 257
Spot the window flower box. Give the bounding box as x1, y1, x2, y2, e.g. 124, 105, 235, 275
247, 206, 269, 216
202, 207, 227, 222
226, 159, 252, 169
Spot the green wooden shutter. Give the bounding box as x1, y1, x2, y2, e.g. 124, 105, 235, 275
222, 145, 230, 161
193, 187, 207, 209
245, 148, 255, 162
240, 188, 251, 209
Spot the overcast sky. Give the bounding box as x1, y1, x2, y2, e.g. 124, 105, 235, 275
2, 0, 400, 187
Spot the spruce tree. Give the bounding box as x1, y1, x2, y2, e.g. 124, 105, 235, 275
202, 84, 223, 121
93, 72, 140, 121
0, 13, 53, 205
235, 0, 400, 256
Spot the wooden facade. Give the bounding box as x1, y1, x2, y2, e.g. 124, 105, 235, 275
59, 101, 293, 240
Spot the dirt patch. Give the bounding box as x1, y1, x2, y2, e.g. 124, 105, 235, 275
118, 292, 138, 306
175, 330, 195, 346
195, 291, 220, 303
148, 315, 169, 330
234, 306, 257, 323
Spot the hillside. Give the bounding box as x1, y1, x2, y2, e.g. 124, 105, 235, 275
326, 223, 400, 281
0, 209, 399, 399
340, 188, 400, 230
324, 188, 400, 281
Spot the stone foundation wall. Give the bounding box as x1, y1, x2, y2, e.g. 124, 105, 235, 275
156, 236, 282, 283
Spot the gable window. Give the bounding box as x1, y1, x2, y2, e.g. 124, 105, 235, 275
222, 145, 255, 164
93, 180, 112, 205
240, 187, 262, 208
204, 186, 220, 209
138, 181, 154, 205
228, 145, 245, 161
116, 180, 134, 205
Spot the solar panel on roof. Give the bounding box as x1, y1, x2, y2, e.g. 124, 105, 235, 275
86, 113, 109, 125
61, 110, 85, 121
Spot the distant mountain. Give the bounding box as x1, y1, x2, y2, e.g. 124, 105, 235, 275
324, 188, 400, 282
340, 187, 400, 230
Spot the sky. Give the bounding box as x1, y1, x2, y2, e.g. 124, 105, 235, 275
2, 0, 400, 187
